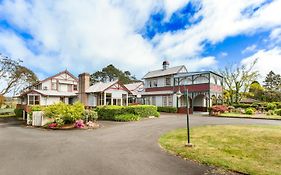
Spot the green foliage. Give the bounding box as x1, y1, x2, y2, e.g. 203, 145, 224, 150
14, 108, 23, 118
233, 103, 258, 109
44, 102, 85, 123
90, 64, 139, 84
84, 109, 98, 121
245, 108, 255, 115
96, 105, 159, 121
114, 114, 140, 121
274, 109, 281, 116
264, 71, 281, 91
30, 105, 45, 111
266, 103, 277, 111
54, 118, 64, 127
157, 106, 177, 113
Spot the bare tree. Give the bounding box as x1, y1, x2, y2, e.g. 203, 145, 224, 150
220, 59, 259, 104
0, 54, 38, 96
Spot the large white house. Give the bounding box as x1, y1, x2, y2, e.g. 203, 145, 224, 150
141, 61, 223, 113
18, 70, 79, 106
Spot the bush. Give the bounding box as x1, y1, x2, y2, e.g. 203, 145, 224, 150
266, 103, 277, 111
14, 108, 23, 118
74, 119, 85, 128
245, 108, 255, 115
211, 105, 228, 113
272, 102, 281, 109
84, 109, 98, 122
97, 105, 159, 121
114, 114, 140, 121
267, 110, 275, 116
274, 109, 281, 116
233, 103, 258, 109
44, 102, 85, 123
157, 106, 177, 113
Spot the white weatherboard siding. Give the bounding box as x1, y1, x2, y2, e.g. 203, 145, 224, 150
105, 89, 128, 98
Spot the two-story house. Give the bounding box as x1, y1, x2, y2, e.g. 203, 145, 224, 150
141, 61, 223, 113
18, 70, 79, 105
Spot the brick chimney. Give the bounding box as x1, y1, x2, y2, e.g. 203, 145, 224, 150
78, 73, 90, 106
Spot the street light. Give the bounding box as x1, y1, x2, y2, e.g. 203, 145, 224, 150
176, 88, 192, 147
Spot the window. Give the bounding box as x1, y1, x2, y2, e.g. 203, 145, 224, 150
168, 95, 173, 106
73, 84, 78, 91
28, 95, 40, 105
153, 80, 157, 87
122, 94, 127, 106
165, 77, 171, 86
163, 96, 167, 106
106, 93, 112, 105
51, 82, 57, 90
67, 85, 72, 92
149, 81, 152, 87
152, 96, 156, 105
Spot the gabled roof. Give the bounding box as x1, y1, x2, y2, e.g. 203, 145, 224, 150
86, 80, 131, 93
124, 82, 144, 95
39, 70, 78, 84
19, 89, 77, 97
124, 82, 143, 91
143, 65, 187, 79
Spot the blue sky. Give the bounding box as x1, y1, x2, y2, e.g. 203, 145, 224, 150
0, 0, 281, 81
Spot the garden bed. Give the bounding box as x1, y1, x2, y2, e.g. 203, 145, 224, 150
218, 112, 281, 120
159, 125, 281, 175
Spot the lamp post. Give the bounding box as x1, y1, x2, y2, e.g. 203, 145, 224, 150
176, 87, 192, 147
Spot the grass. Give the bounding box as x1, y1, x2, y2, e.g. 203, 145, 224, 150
159, 125, 281, 175
219, 112, 281, 120
0, 108, 15, 118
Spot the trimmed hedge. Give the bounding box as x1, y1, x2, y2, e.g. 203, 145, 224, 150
14, 108, 23, 118
97, 105, 160, 121
115, 114, 140, 121
157, 106, 177, 113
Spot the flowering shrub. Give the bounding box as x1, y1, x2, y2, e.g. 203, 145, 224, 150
245, 108, 255, 115
211, 105, 228, 113
44, 102, 85, 123
74, 119, 85, 128
86, 121, 95, 128
48, 123, 58, 129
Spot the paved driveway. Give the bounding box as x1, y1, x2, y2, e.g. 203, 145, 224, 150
0, 114, 280, 175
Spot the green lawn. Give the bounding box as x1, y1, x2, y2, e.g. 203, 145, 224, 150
0, 108, 15, 118
219, 112, 281, 120
159, 125, 281, 175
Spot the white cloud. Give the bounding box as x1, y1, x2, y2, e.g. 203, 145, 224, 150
241, 47, 281, 82
242, 44, 257, 54
154, 0, 281, 59
0, 0, 281, 80
270, 27, 281, 44
220, 52, 228, 57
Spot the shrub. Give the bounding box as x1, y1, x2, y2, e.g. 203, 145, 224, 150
97, 105, 159, 121
48, 123, 58, 129
44, 102, 85, 123
126, 105, 160, 118
267, 110, 275, 116
272, 102, 281, 109
86, 121, 95, 128
266, 103, 277, 111
245, 108, 255, 115
114, 114, 140, 121
74, 119, 85, 128
14, 108, 23, 118
157, 106, 177, 113
211, 105, 228, 113
84, 109, 98, 122
274, 109, 281, 116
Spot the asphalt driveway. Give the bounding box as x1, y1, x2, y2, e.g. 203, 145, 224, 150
0, 114, 280, 175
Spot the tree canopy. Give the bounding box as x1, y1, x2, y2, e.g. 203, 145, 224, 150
220, 59, 259, 105
263, 71, 281, 91
90, 64, 139, 84
0, 54, 38, 96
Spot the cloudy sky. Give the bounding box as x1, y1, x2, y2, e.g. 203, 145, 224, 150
0, 0, 281, 81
